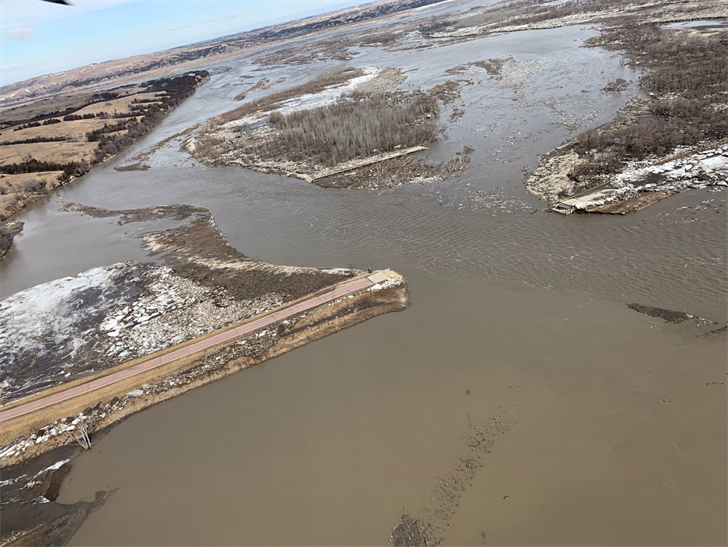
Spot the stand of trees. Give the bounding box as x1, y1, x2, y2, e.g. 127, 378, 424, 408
0, 136, 70, 146
0, 159, 89, 182
256, 92, 438, 167
63, 113, 98, 121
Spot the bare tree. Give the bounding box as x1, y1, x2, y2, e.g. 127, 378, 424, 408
67, 418, 95, 450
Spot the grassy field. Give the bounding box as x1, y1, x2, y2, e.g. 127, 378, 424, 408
0, 142, 99, 165
0, 172, 63, 220
73, 94, 161, 117
1, 118, 113, 143
0, 171, 63, 193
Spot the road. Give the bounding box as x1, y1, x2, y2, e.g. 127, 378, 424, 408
0, 271, 392, 423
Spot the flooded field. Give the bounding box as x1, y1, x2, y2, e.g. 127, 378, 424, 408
2, 16, 726, 547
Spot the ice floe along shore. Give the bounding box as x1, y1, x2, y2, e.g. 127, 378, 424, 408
580, 144, 726, 214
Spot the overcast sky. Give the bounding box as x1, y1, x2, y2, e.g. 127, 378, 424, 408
0, 0, 369, 86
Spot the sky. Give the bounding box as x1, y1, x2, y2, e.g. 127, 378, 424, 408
0, 0, 370, 85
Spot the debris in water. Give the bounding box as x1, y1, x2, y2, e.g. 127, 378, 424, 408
392, 514, 430, 547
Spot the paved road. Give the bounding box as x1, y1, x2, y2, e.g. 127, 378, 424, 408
0, 273, 389, 423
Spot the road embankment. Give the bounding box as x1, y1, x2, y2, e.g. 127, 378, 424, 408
0, 270, 409, 466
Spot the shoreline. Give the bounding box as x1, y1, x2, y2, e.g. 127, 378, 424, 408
0, 270, 409, 464
0, 73, 209, 260
0, 271, 409, 546
523, 8, 727, 214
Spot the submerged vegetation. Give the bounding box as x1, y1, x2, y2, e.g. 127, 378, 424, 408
571, 22, 727, 180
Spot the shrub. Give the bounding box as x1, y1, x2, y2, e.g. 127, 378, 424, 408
359, 32, 397, 46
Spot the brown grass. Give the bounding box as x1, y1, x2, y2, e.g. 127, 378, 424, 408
0, 172, 62, 193
0, 118, 118, 144
0, 94, 95, 128
0, 172, 66, 219
71, 93, 161, 117
0, 142, 98, 166
359, 32, 398, 46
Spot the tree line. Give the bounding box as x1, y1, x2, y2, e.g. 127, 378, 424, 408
0, 159, 88, 180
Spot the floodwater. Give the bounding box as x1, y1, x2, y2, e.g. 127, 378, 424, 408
2, 17, 726, 546
665, 19, 728, 31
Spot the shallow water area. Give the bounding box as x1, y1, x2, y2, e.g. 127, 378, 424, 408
3, 19, 727, 546
57, 274, 726, 545
664, 18, 728, 31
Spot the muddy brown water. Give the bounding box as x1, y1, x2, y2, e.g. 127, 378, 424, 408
1, 20, 726, 546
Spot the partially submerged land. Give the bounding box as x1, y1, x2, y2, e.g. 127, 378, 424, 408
0, 72, 209, 258
5, 0, 720, 213
183, 0, 726, 208
190, 66, 471, 188
0, 204, 406, 426
0, 204, 409, 545
368, 0, 727, 214
520, 4, 728, 213
0, 448, 114, 547
0, 0, 449, 109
